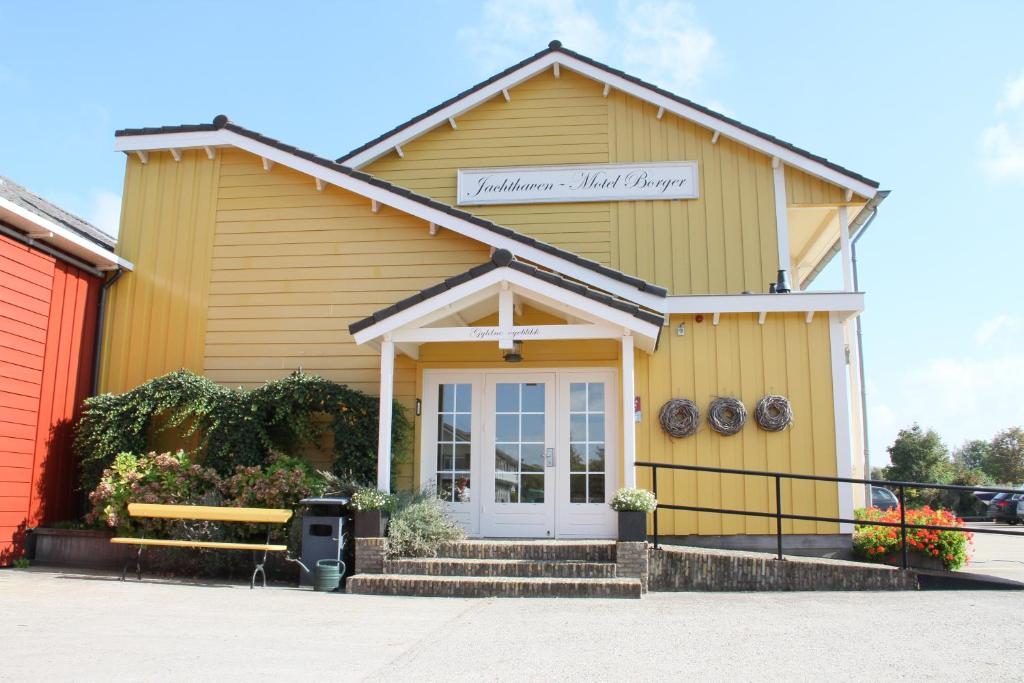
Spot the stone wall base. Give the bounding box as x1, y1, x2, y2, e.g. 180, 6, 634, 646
656, 534, 853, 560
615, 541, 648, 593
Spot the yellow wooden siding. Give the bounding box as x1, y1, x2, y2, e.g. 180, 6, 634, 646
204, 148, 492, 489
786, 166, 863, 206
417, 308, 839, 535
366, 70, 613, 266
634, 312, 839, 535
363, 69, 831, 296
99, 149, 220, 393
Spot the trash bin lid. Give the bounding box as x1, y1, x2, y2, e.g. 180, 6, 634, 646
299, 496, 351, 506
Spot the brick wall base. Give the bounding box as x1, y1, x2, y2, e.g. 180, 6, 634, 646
649, 545, 918, 591
354, 537, 385, 574
615, 541, 649, 593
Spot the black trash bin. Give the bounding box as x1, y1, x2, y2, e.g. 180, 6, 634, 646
297, 496, 350, 588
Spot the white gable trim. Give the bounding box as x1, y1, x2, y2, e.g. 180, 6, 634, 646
664, 291, 863, 322
351, 266, 661, 353
0, 196, 133, 271
113, 128, 664, 312
339, 52, 878, 200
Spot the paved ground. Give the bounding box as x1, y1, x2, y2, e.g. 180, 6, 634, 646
1, 568, 1022, 681
961, 521, 1024, 582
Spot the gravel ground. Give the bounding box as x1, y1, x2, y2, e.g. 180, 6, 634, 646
1, 567, 1021, 681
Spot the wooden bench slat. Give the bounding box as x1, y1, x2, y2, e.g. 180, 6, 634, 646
110, 537, 287, 552
126, 503, 292, 524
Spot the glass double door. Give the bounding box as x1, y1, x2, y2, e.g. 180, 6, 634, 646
423, 369, 616, 538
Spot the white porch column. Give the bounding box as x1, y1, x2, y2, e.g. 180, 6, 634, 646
838, 205, 853, 292
621, 333, 637, 488
377, 336, 395, 492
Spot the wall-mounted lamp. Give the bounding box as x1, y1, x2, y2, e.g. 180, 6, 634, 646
676, 322, 686, 337
503, 340, 524, 362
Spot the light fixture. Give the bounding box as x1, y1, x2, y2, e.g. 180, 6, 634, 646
676, 322, 685, 337
503, 340, 524, 363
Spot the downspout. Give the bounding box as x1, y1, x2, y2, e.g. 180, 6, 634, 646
91, 269, 125, 395
851, 207, 880, 490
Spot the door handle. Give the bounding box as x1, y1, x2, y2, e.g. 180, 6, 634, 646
546, 448, 554, 467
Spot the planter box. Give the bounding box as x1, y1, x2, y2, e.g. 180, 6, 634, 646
353, 510, 389, 538
30, 528, 122, 569
882, 552, 947, 571
617, 511, 648, 542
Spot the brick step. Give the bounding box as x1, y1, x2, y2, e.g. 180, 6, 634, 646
384, 557, 618, 578
346, 574, 642, 599
435, 540, 616, 562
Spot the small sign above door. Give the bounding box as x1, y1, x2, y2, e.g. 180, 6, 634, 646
457, 161, 699, 206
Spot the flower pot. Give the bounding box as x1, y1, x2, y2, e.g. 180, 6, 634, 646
882, 551, 947, 571
617, 510, 648, 542
353, 510, 389, 538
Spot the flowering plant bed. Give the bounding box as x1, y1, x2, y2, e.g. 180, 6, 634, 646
853, 506, 973, 571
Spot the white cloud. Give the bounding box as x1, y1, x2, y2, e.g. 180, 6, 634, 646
981, 71, 1024, 181
89, 191, 122, 238
619, 1, 715, 92
458, 0, 717, 95
974, 314, 1021, 346
868, 347, 1024, 465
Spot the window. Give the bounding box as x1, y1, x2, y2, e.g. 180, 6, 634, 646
436, 383, 471, 502
568, 382, 605, 504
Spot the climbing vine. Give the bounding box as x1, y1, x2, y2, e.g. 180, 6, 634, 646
74, 369, 411, 492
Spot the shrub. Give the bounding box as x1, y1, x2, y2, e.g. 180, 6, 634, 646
75, 369, 411, 493
853, 506, 973, 570
86, 450, 326, 544
610, 488, 658, 513
385, 497, 464, 557
350, 487, 397, 512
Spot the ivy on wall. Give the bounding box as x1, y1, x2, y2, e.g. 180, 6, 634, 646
74, 370, 411, 492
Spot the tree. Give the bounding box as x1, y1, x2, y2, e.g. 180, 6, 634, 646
987, 427, 1024, 485
882, 424, 951, 508
952, 439, 991, 474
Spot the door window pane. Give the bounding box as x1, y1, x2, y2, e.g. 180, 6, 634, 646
568, 382, 606, 504
495, 382, 545, 504
436, 383, 472, 502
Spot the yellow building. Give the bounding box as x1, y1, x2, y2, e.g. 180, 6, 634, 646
100, 42, 884, 550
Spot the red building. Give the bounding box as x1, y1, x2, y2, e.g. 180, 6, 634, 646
0, 176, 131, 564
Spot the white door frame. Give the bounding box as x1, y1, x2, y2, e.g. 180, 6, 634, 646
420, 367, 618, 538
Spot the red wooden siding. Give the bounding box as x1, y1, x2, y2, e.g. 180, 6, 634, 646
0, 233, 100, 564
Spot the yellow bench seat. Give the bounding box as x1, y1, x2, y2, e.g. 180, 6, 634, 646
110, 537, 287, 552
125, 503, 293, 524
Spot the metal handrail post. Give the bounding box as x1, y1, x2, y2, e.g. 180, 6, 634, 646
898, 485, 908, 570
652, 465, 659, 549
774, 475, 784, 561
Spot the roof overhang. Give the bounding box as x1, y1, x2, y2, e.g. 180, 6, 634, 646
0, 196, 132, 271
664, 291, 864, 323
113, 126, 666, 311
337, 48, 879, 200
351, 263, 663, 356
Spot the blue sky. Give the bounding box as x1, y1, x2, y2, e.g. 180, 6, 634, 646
2, 1, 1022, 464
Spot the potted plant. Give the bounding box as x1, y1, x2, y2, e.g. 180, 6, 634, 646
351, 487, 396, 538
610, 488, 657, 542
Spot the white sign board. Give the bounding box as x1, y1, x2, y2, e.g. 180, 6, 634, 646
457, 161, 699, 206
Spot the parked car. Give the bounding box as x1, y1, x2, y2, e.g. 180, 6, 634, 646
870, 486, 900, 510
973, 491, 999, 505
988, 492, 1024, 524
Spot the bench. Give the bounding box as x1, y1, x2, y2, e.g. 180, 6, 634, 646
111, 503, 293, 589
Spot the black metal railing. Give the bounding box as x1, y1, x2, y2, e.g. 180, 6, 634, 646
635, 460, 1024, 569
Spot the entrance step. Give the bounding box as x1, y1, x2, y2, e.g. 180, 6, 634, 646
384, 557, 618, 579
435, 540, 616, 562
347, 574, 642, 599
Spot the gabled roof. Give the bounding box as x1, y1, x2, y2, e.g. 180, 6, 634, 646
114, 116, 668, 309
0, 175, 115, 249
349, 248, 664, 335
0, 175, 130, 271
337, 41, 880, 198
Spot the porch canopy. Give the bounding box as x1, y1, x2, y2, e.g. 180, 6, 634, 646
348, 249, 665, 492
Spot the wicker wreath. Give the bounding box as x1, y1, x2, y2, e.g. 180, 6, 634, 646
658, 399, 700, 438
707, 397, 747, 436
755, 394, 793, 432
